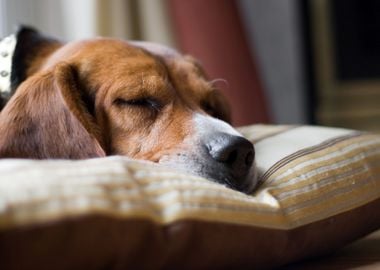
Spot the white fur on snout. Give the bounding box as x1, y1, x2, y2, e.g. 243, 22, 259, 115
192, 113, 242, 139
159, 113, 258, 193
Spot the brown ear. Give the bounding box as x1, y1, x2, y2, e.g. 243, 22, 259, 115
0, 63, 106, 159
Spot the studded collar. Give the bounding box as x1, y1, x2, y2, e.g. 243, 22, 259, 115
0, 34, 16, 100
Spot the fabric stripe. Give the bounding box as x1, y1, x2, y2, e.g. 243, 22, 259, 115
254, 126, 355, 176
269, 142, 380, 192
280, 165, 380, 211
284, 174, 380, 226
261, 134, 379, 186
260, 133, 365, 183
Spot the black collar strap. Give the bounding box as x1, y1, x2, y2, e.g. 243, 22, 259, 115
0, 34, 16, 100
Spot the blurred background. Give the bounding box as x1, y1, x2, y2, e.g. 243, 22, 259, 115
0, 0, 379, 131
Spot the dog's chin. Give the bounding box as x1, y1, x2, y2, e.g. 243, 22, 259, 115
159, 155, 259, 194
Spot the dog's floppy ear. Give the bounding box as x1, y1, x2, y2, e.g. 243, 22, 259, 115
0, 63, 106, 159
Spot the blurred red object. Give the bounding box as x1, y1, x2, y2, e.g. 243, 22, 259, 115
168, 0, 271, 126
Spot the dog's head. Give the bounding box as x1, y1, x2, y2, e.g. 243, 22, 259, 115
0, 27, 257, 193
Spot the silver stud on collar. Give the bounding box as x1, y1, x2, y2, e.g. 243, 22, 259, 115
1, 70, 9, 77
0, 34, 16, 98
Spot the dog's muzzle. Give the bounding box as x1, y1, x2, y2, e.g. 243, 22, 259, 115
159, 114, 258, 194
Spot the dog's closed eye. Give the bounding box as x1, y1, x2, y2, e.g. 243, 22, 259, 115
113, 98, 162, 112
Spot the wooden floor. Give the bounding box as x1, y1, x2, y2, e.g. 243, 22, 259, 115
284, 230, 380, 269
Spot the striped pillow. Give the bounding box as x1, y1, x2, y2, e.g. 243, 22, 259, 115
0, 125, 379, 269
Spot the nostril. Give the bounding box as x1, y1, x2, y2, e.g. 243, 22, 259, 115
226, 149, 238, 165
245, 150, 254, 167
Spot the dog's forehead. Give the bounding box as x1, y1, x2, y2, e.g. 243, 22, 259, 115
101, 40, 212, 99
127, 41, 206, 78
44, 38, 213, 101
47, 39, 203, 76
129, 41, 211, 86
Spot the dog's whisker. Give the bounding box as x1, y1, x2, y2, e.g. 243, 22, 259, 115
141, 72, 145, 88
209, 78, 229, 89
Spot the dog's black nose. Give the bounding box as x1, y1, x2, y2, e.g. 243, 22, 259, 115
206, 133, 255, 181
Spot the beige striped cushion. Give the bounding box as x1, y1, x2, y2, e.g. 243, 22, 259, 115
0, 124, 379, 269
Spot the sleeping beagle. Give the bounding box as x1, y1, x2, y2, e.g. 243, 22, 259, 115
0, 26, 257, 193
